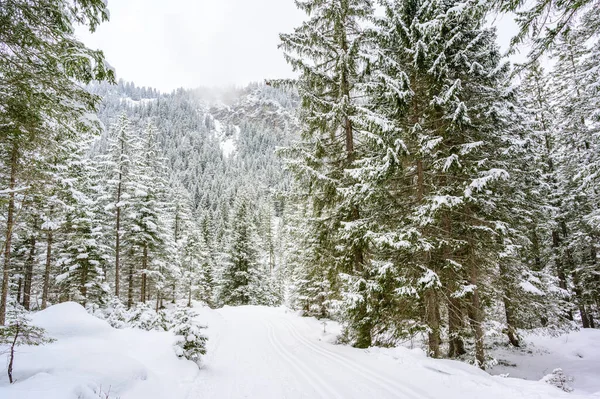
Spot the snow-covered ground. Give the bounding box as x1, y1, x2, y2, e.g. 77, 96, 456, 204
489, 329, 600, 394
2, 303, 599, 399
0, 303, 198, 399
190, 305, 595, 399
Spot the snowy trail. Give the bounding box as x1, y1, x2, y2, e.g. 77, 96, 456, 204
189, 306, 415, 399
187, 306, 586, 399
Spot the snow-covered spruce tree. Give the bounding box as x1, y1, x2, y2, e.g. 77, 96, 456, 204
492, 0, 600, 63
360, 0, 531, 366
181, 224, 211, 308
54, 134, 110, 306
285, 199, 340, 318
549, 27, 600, 328
513, 61, 575, 331
99, 114, 135, 301
170, 306, 207, 367
277, 0, 376, 347
219, 196, 269, 306
125, 123, 174, 309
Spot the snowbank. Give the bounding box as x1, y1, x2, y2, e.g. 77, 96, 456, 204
490, 328, 600, 395
0, 302, 199, 399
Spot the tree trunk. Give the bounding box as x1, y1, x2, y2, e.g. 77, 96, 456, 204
22, 233, 37, 310
425, 289, 441, 358
499, 262, 520, 347
80, 261, 88, 302
16, 276, 22, 305
503, 295, 520, 347
127, 259, 134, 309
0, 145, 18, 325
41, 231, 53, 310
8, 322, 19, 383
140, 245, 147, 303
573, 269, 591, 328
468, 264, 485, 369
448, 296, 466, 357
115, 187, 122, 297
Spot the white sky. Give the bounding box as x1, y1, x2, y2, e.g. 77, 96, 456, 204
77, 0, 520, 93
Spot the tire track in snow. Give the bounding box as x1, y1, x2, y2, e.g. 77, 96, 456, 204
279, 317, 433, 399
266, 320, 344, 399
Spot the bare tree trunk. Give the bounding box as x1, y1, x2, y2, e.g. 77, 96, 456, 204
80, 261, 88, 302
0, 145, 18, 325
23, 233, 36, 310
127, 260, 134, 309
425, 289, 441, 358
115, 186, 122, 297
140, 245, 147, 303
8, 322, 19, 383
448, 296, 466, 357
16, 276, 22, 305
41, 231, 53, 310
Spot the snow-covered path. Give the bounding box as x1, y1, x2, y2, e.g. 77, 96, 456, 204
188, 306, 582, 399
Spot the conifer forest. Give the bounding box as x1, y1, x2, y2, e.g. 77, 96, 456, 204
1, 0, 600, 398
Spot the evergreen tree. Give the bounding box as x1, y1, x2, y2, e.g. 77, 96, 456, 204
346, 0, 532, 365
220, 196, 267, 306
278, 0, 376, 347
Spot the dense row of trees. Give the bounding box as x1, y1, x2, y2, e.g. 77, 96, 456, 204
279, 0, 600, 368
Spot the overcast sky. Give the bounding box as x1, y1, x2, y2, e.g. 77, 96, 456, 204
77, 0, 520, 93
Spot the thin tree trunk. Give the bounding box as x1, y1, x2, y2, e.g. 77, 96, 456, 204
127, 260, 134, 309
8, 322, 19, 383
499, 262, 520, 347
22, 235, 35, 311
41, 231, 53, 310
80, 261, 88, 302
16, 277, 22, 305
115, 186, 122, 297
141, 244, 147, 303
0, 145, 18, 325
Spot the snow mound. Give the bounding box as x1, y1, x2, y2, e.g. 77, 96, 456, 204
31, 302, 111, 338
0, 303, 199, 399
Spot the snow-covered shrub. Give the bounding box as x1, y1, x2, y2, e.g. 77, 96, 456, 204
93, 297, 129, 329
86, 301, 208, 366
169, 306, 207, 366
541, 368, 574, 392
127, 302, 170, 331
